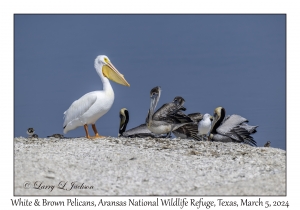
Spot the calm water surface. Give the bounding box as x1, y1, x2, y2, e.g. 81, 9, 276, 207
14, 15, 286, 149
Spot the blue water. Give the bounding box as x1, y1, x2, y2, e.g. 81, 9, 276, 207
14, 14, 286, 149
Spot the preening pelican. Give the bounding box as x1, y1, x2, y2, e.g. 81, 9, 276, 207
209, 107, 258, 146
118, 108, 170, 138
63, 55, 130, 139
172, 96, 186, 108
169, 97, 201, 141
146, 86, 193, 135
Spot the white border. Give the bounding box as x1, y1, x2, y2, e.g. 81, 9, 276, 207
2, 0, 296, 209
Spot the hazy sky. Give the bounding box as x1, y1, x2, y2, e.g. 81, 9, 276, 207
14, 14, 286, 149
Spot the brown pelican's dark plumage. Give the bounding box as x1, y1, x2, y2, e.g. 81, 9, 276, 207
187, 113, 204, 124
172, 96, 186, 109
118, 108, 170, 138
209, 107, 258, 146
170, 96, 202, 141
146, 86, 193, 135
172, 122, 201, 140
175, 113, 214, 141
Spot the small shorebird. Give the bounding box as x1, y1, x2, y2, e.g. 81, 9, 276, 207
198, 113, 212, 141
27, 128, 39, 138
27, 128, 36, 138
31, 134, 39, 138
264, 141, 271, 147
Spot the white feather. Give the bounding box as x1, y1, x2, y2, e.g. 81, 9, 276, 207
198, 113, 212, 136
62, 55, 118, 135
63, 90, 114, 134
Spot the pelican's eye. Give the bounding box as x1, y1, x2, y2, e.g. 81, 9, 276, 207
104, 57, 109, 63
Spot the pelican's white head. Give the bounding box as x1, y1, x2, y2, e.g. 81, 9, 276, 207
94, 55, 110, 68
94, 55, 130, 87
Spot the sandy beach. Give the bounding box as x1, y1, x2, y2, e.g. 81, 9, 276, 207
14, 137, 286, 196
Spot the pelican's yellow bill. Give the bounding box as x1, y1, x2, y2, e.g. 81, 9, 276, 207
102, 63, 130, 87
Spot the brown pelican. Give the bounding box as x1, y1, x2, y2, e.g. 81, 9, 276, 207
264, 141, 271, 147
118, 108, 170, 138
170, 97, 202, 141
172, 113, 202, 140
63, 55, 130, 139
47, 134, 65, 139
146, 86, 193, 135
198, 113, 212, 141
209, 107, 258, 146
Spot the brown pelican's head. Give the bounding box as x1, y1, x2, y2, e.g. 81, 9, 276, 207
149, 86, 161, 113
118, 108, 129, 137
150, 86, 161, 99
211, 106, 226, 133
147, 86, 162, 126
173, 96, 185, 107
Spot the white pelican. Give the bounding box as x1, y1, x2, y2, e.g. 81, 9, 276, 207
63, 55, 130, 139
209, 107, 258, 146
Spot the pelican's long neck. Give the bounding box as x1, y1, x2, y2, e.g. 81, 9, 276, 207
95, 63, 113, 94
147, 95, 159, 126
211, 109, 225, 134
147, 106, 154, 126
